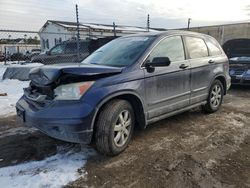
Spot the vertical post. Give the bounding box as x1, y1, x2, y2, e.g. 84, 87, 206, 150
75, 4, 80, 62
147, 14, 150, 32
4, 46, 7, 65
113, 22, 116, 37
17, 46, 20, 64
88, 27, 91, 39
187, 18, 191, 30
220, 26, 225, 45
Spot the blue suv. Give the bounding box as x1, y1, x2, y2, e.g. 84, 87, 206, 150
16, 31, 231, 155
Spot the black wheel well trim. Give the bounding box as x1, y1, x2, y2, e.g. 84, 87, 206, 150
211, 74, 227, 95
90, 91, 147, 131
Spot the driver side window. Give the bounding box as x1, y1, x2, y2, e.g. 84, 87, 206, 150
148, 36, 185, 63
50, 44, 65, 55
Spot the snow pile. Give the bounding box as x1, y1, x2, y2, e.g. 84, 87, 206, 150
0, 79, 29, 117
0, 146, 94, 188
0, 62, 43, 117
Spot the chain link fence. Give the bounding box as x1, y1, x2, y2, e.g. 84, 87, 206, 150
0, 21, 153, 65
0, 30, 118, 65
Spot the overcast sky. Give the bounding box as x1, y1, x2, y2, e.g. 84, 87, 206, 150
0, 0, 250, 31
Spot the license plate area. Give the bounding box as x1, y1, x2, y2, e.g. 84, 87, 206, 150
236, 75, 243, 80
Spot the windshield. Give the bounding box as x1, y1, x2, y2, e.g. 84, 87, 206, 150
82, 36, 155, 67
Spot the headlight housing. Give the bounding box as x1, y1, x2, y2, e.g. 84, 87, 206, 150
54, 81, 94, 100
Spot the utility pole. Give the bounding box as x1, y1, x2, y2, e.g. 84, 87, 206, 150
24, 34, 27, 53
113, 22, 116, 37
147, 14, 150, 32
75, 4, 80, 62
187, 18, 191, 30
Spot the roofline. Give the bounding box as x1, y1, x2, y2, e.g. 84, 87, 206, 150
39, 20, 67, 33
120, 30, 211, 38
42, 20, 165, 31
177, 20, 250, 30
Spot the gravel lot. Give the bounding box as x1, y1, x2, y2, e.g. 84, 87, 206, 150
1, 86, 250, 188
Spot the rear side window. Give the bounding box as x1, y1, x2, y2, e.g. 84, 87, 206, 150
185, 37, 208, 59
148, 36, 185, 63
50, 44, 65, 55
206, 39, 222, 56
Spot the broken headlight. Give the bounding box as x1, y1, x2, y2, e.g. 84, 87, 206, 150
54, 81, 94, 100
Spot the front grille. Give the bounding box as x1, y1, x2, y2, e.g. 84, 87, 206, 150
234, 70, 245, 75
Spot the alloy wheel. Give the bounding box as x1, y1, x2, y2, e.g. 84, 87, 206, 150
210, 84, 222, 108
113, 110, 132, 147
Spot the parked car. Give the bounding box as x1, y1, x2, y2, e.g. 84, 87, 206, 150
223, 38, 250, 85
31, 38, 116, 65
16, 31, 231, 156
31, 40, 90, 64
229, 57, 250, 85
27, 49, 41, 59
10, 53, 28, 61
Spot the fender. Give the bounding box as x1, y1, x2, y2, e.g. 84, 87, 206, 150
90, 90, 146, 130
209, 73, 227, 94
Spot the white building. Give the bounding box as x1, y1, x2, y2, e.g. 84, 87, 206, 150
0, 43, 40, 55
38, 20, 162, 51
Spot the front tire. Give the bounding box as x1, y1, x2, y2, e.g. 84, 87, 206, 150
95, 99, 135, 156
202, 79, 224, 113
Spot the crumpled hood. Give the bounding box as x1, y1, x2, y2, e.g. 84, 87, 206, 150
29, 63, 123, 86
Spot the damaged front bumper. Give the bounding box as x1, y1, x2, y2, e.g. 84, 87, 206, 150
16, 96, 95, 144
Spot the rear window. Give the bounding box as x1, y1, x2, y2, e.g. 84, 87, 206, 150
185, 37, 208, 59
206, 39, 222, 56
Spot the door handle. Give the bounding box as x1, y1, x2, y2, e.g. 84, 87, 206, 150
179, 64, 189, 69
208, 59, 215, 64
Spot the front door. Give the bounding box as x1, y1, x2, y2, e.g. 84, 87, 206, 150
144, 36, 191, 120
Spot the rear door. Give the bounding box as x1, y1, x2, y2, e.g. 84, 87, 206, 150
144, 36, 191, 119
184, 36, 212, 104
64, 42, 90, 62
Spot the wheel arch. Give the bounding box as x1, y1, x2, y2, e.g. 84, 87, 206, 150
212, 74, 227, 95
91, 91, 147, 134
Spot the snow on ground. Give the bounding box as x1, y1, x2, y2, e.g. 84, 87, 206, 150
0, 79, 29, 117
0, 62, 42, 117
0, 62, 93, 188
0, 146, 95, 188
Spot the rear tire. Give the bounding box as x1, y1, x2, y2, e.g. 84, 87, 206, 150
202, 79, 224, 113
95, 99, 135, 156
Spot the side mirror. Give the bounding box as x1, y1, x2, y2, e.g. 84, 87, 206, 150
46, 50, 51, 55
146, 57, 171, 67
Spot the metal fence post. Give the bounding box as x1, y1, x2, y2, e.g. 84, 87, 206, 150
75, 4, 80, 62
4, 46, 7, 65
113, 22, 116, 37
